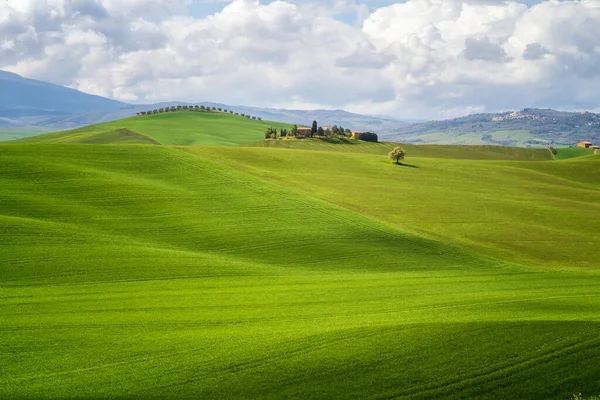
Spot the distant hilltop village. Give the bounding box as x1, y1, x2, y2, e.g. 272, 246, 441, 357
389, 108, 600, 148
492, 111, 546, 122
492, 109, 600, 125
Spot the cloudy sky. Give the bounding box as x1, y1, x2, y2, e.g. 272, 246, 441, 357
2, 0, 600, 119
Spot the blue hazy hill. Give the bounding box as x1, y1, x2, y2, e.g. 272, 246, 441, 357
0, 70, 127, 121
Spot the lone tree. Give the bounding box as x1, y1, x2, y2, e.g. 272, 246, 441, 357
389, 147, 406, 164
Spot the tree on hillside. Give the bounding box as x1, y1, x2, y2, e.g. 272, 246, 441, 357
280, 128, 287, 137
218, 108, 222, 111
317, 126, 325, 136
291, 125, 299, 137
170, 106, 177, 111
177, 105, 182, 110
230, 111, 234, 114
257, 117, 262, 121
212, 107, 216, 110
311, 120, 318, 136
345, 128, 352, 137
200, 105, 206, 110
389, 147, 406, 164
252, 116, 256, 120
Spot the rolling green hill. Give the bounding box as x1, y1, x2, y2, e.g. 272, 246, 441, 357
14, 110, 293, 146
189, 146, 599, 269
249, 138, 554, 160
555, 147, 597, 160
2, 114, 600, 399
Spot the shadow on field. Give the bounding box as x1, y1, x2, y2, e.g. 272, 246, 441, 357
395, 162, 419, 168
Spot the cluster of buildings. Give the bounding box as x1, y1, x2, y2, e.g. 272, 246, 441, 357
578, 141, 600, 149
492, 110, 547, 122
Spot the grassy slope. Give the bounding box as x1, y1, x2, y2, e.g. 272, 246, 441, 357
248, 138, 554, 160
1, 140, 600, 398
555, 147, 597, 160
0, 127, 50, 142
14, 111, 293, 146
189, 146, 600, 269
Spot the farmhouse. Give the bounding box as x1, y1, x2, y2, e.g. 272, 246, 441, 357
578, 141, 593, 148
296, 127, 312, 138
351, 131, 365, 140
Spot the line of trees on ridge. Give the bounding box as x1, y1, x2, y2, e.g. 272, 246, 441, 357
136, 105, 262, 121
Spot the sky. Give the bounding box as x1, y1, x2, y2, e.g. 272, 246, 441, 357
2, 0, 600, 119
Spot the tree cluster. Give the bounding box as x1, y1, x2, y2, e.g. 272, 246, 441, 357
265, 127, 291, 139
264, 120, 377, 142
330, 125, 352, 138
303, 121, 352, 139
265, 127, 278, 139
354, 132, 379, 142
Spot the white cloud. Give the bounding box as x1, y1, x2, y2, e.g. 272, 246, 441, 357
2, 0, 600, 119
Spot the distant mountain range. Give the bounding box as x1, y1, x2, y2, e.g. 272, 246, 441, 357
383, 108, 600, 147
1, 70, 598, 147
0, 70, 126, 125
0, 70, 404, 135
33, 102, 408, 134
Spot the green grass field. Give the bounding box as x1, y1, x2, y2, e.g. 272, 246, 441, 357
249, 138, 554, 160
14, 111, 293, 146
186, 146, 599, 269
555, 147, 597, 160
1, 114, 600, 399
